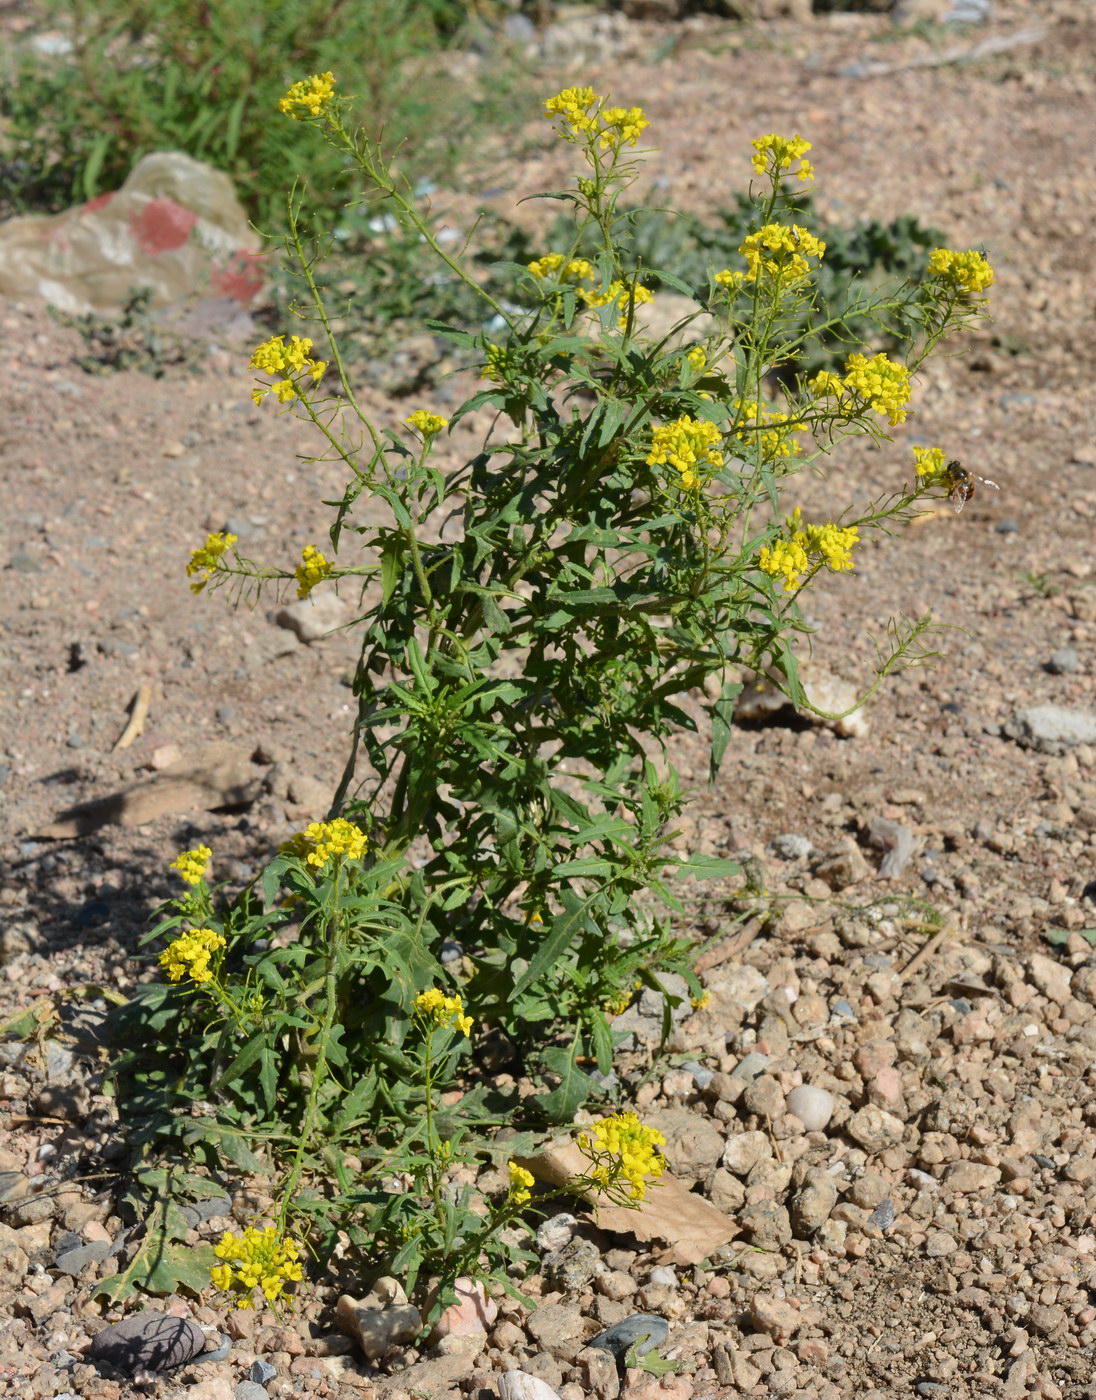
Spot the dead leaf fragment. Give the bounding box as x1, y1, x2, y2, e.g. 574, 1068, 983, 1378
515, 1138, 738, 1266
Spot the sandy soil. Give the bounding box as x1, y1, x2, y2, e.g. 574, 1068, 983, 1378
2, 3, 1096, 1398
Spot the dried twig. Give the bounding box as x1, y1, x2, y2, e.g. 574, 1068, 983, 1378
113, 681, 154, 752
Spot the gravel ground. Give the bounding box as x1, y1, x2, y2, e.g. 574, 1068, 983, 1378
2, 3, 1096, 1399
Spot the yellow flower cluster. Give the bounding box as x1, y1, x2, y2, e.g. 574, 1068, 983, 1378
527, 253, 596, 283
927, 247, 994, 296
170, 845, 211, 886
508, 1161, 535, 1205
482, 343, 508, 383
751, 132, 814, 182
739, 223, 826, 286
841, 352, 912, 425
544, 87, 649, 150
580, 279, 654, 331
159, 927, 225, 984
912, 444, 948, 481
249, 335, 327, 407
278, 71, 335, 120
646, 416, 724, 490
714, 267, 746, 293
186, 532, 237, 594
405, 410, 449, 439
577, 1112, 667, 1202
413, 987, 474, 1038
280, 818, 368, 871
758, 508, 860, 592
210, 1226, 304, 1308
295, 545, 333, 599
732, 397, 801, 464
812, 352, 912, 426
685, 345, 707, 373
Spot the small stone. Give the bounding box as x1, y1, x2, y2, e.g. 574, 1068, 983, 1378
542, 1236, 601, 1293
429, 1276, 497, 1341
536, 1213, 576, 1252
0, 1223, 29, 1283
1026, 952, 1073, 1005
200, 1333, 232, 1363
587, 1313, 669, 1361
498, 1373, 565, 1400
768, 833, 813, 860
730, 1051, 770, 1082
89, 1311, 206, 1373
790, 1170, 838, 1234
748, 1294, 803, 1343
526, 1303, 592, 1362
943, 1161, 1001, 1193
868, 1199, 897, 1231
54, 1240, 110, 1275
335, 1281, 422, 1361
740, 1200, 793, 1249
597, 1264, 640, 1306
647, 1109, 725, 1180
162, 440, 185, 457
235, 1384, 269, 1400
785, 1085, 834, 1132
722, 1129, 771, 1176
272, 589, 351, 643
249, 1360, 278, 1385
577, 1345, 620, 1400
742, 1073, 786, 1120
846, 1105, 905, 1153
925, 1231, 958, 1257
1047, 647, 1081, 675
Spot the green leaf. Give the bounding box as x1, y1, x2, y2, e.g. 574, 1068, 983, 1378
536, 1034, 591, 1122
511, 888, 593, 1001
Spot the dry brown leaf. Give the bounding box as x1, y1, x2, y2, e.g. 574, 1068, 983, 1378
515, 1138, 738, 1266
35, 741, 265, 837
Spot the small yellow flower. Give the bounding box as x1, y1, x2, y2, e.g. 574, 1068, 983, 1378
405, 410, 449, 439
414, 987, 474, 1038
912, 445, 948, 482
508, 1161, 535, 1206
840, 351, 912, 425
732, 397, 801, 465
579, 279, 654, 331
739, 224, 825, 287
186, 532, 237, 594
598, 104, 649, 150
210, 1226, 304, 1308
647, 416, 724, 491
714, 268, 746, 293
527, 253, 596, 284
577, 1112, 666, 1202
758, 537, 810, 592
685, 346, 707, 373
280, 818, 368, 871
544, 86, 599, 139
926, 247, 994, 296
690, 991, 710, 1010
159, 927, 225, 985
170, 846, 212, 886
279, 71, 336, 120
751, 133, 813, 182
249, 334, 327, 406
294, 545, 333, 599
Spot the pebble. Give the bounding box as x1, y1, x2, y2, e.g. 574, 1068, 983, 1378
536, 1213, 576, 1252
201, 1333, 232, 1362
587, 1313, 669, 1360
498, 1373, 564, 1400
88, 1311, 206, 1373
785, 1084, 834, 1131
868, 1198, 897, 1231
234, 1384, 269, 1400
768, 833, 813, 860
53, 1240, 110, 1275
730, 1051, 770, 1082
335, 1282, 422, 1360
1046, 646, 1080, 675
249, 1360, 278, 1385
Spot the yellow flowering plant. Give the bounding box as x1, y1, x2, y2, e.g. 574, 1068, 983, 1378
107, 73, 993, 1311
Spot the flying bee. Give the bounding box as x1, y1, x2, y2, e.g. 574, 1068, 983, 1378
945, 458, 999, 515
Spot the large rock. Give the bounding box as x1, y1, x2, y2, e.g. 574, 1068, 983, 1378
89, 1310, 206, 1373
